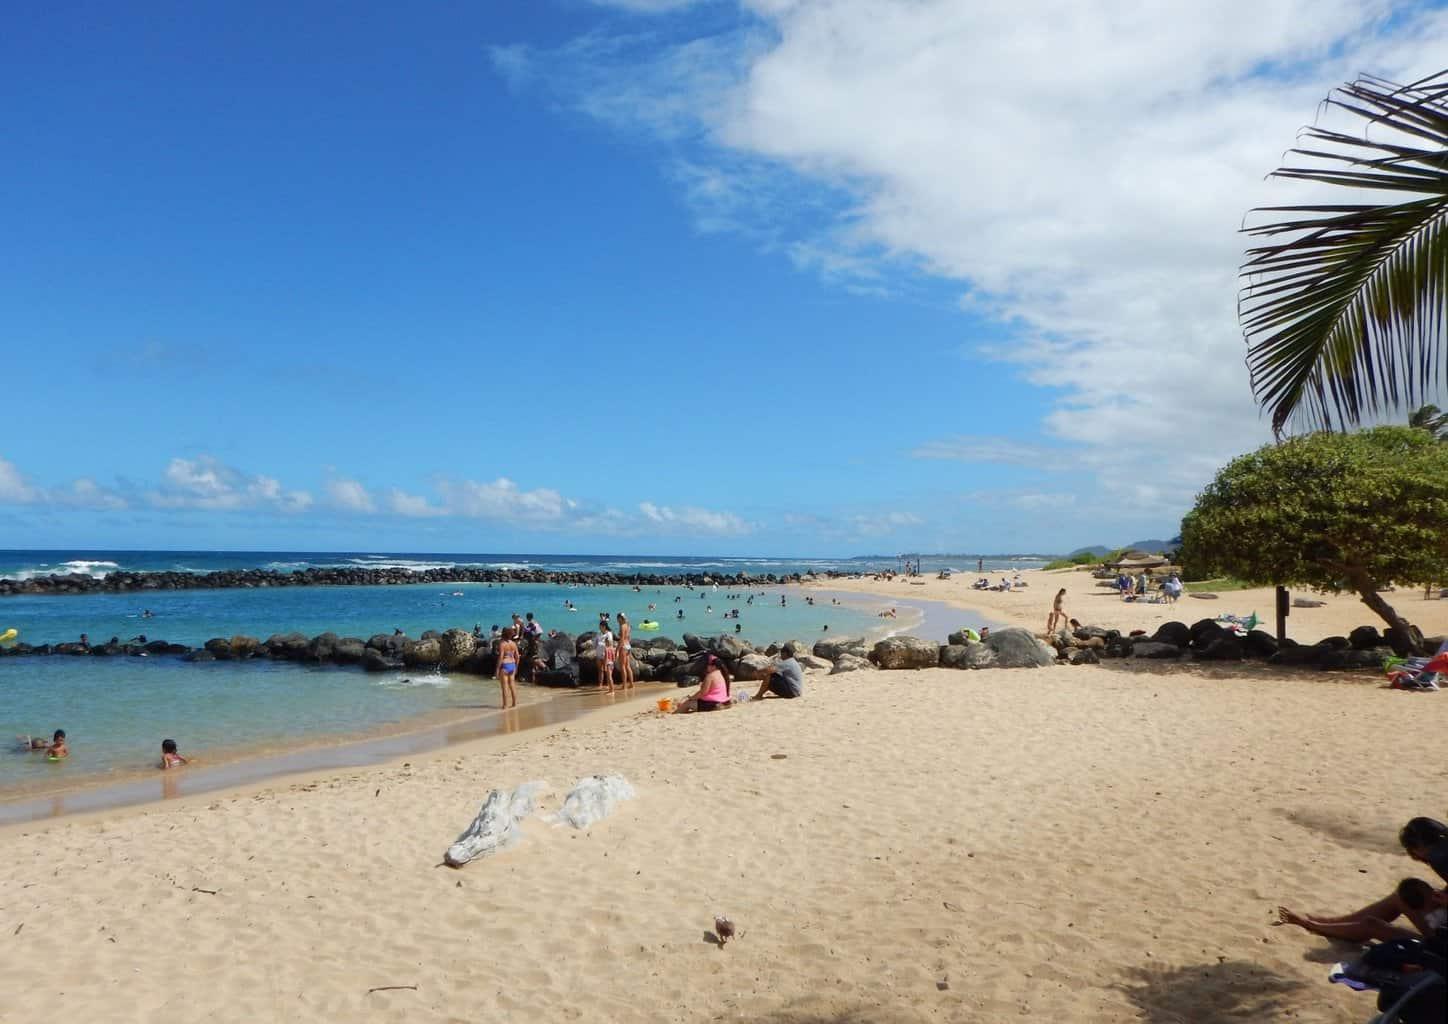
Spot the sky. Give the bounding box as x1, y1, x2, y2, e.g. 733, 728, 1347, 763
2, 0, 1446, 556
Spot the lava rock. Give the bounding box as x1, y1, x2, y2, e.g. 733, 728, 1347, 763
984, 628, 1056, 668
870, 635, 940, 670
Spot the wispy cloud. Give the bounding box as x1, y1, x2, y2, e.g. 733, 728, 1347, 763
911, 435, 1078, 470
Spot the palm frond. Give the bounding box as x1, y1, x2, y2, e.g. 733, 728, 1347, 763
1240, 71, 1448, 433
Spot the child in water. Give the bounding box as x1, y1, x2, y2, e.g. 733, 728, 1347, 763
159, 738, 189, 769
18, 729, 66, 758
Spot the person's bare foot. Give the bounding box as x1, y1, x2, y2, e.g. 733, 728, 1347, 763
1275, 907, 1310, 929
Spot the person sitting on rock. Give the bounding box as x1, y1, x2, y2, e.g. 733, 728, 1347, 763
751, 645, 804, 701
674, 653, 732, 714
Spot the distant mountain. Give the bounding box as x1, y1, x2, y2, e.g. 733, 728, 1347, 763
1067, 538, 1177, 559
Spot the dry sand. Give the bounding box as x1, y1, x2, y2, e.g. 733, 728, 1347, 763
811, 568, 1448, 643
3, 658, 1445, 1022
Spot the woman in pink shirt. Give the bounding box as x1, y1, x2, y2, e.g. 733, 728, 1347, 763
676, 653, 732, 713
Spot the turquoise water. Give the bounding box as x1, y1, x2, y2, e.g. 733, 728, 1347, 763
0, 581, 886, 792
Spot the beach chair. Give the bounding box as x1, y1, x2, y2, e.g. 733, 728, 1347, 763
1385, 639, 1448, 691
1330, 937, 1445, 1024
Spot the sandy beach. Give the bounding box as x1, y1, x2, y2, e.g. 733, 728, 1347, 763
810, 568, 1448, 644
2, 652, 1443, 1022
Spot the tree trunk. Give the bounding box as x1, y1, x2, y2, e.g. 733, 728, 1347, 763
1346, 569, 1423, 655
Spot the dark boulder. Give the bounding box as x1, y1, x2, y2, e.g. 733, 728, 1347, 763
185, 649, 217, 663
1349, 625, 1384, 650
1317, 635, 1351, 651
332, 638, 367, 664
985, 628, 1057, 668
1243, 630, 1279, 658
204, 637, 234, 659
1150, 621, 1190, 647
708, 634, 751, 659
1132, 642, 1183, 660
1194, 636, 1245, 661
438, 628, 477, 669
1063, 647, 1100, 665
1268, 645, 1319, 667
814, 637, 869, 661
401, 637, 442, 667
307, 633, 340, 660
682, 633, 707, 655
1384, 625, 1424, 657
1072, 625, 1112, 642
870, 635, 939, 670
229, 635, 261, 658
361, 649, 396, 673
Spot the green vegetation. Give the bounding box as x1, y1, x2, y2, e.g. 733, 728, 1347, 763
1179, 427, 1448, 648
1182, 577, 1256, 593
1043, 552, 1101, 570
1240, 71, 1448, 433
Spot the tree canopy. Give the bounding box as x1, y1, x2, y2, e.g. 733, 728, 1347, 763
1179, 426, 1448, 643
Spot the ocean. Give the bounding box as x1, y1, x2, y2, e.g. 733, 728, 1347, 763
0, 549, 1029, 798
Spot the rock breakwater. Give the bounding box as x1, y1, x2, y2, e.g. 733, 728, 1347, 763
0, 566, 801, 597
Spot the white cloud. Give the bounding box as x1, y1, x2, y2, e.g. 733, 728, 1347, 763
438, 478, 570, 523
326, 478, 376, 513
386, 488, 445, 518
638, 501, 752, 535
154, 456, 312, 513
506, 0, 1448, 524
0, 457, 41, 504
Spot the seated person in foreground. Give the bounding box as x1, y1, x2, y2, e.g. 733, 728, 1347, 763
1276, 877, 1446, 943
752, 645, 804, 701
674, 653, 732, 713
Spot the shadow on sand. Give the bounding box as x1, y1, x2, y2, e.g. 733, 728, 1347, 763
1119, 959, 1307, 1024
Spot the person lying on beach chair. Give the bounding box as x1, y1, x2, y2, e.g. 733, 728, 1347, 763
1277, 878, 1447, 943
751, 645, 804, 701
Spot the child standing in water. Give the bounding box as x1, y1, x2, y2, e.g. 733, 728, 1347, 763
159, 738, 189, 769
495, 627, 520, 709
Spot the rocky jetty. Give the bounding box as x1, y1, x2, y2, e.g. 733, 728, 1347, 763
3, 618, 1418, 685
0, 566, 800, 597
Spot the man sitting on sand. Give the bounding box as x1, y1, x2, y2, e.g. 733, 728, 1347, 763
751, 645, 804, 701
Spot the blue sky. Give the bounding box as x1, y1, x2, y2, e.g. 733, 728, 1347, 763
3, 1, 1445, 555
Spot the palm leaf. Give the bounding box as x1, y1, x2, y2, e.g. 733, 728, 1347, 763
1240, 71, 1448, 433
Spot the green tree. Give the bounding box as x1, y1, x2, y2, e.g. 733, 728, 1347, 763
1179, 427, 1448, 649
1240, 71, 1448, 434
1409, 403, 1448, 441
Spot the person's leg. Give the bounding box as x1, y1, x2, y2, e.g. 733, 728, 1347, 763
753, 668, 774, 701
1276, 908, 1416, 942
1276, 893, 1405, 929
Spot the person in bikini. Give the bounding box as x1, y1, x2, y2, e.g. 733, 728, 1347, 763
495, 627, 520, 709
616, 612, 634, 690
1045, 588, 1068, 635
